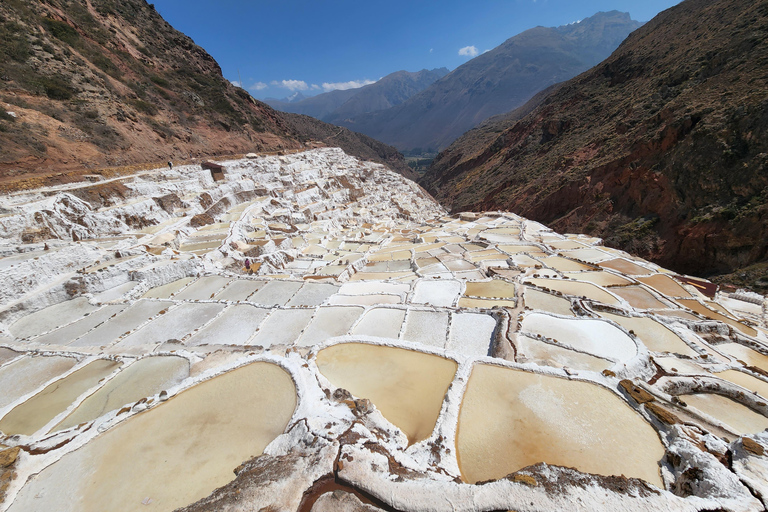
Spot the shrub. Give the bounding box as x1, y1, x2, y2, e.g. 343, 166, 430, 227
43, 18, 79, 46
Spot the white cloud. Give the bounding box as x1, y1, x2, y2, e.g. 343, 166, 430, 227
458, 45, 479, 57
311, 84, 321, 90
270, 79, 309, 91
248, 81, 268, 91
429, 48, 434, 53
230, 80, 241, 88
321, 79, 376, 92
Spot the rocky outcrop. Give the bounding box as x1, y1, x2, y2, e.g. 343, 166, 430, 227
421, 0, 768, 287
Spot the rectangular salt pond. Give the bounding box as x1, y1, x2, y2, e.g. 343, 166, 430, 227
338, 282, 410, 296
286, 282, 339, 306
683, 393, 768, 435
173, 276, 232, 301
464, 280, 515, 299
636, 274, 694, 298
598, 312, 698, 356
412, 280, 461, 307
115, 303, 225, 347
522, 287, 574, 317
33, 305, 128, 345
142, 278, 195, 299
447, 313, 497, 357
212, 279, 266, 301
718, 343, 768, 372
599, 258, 653, 276
611, 285, 671, 310
9, 297, 100, 339
248, 281, 304, 306
677, 299, 757, 337
526, 278, 621, 305
185, 305, 270, 346
401, 311, 449, 348
0, 356, 78, 409
297, 307, 364, 346
249, 309, 315, 347
329, 294, 402, 306
539, 256, 594, 272
92, 282, 139, 303
562, 271, 633, 287
69, 300, 174, 348
352, 308, 406, 338
516, 334, 611, 372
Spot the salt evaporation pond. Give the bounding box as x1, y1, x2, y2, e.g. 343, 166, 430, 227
8, 362, 297, 512
717, 343, 768, 371
456, 363, 664, 486
464, 280, 516, 299
516, 334, 612, 372
69, 299, 172, 347
9, 297, 99, 339
352, 308, 406, 338
142, 278, 195, 299
116, 303, 225, 347
316, 343, 457, 444
53, 356, 190, 431
562, 271, 633, 287
636, 274, 693, 298
185, 304, 269, 346
297, 307, 363, 346
401, 310, 449, 347
715, 370, 768, 400
597, 312, 697, 356
526, 278, 621, 305
0, 359, 122, 436
33, 304, 128, 345
0, 355, 78, 409
682, 393, 768, 435
522, 287, 574, 316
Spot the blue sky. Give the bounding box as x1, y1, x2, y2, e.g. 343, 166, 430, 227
153, 0, 682, 100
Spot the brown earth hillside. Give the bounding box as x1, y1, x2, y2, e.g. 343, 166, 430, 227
0, 0, 409, 187
421, 0, 768, 289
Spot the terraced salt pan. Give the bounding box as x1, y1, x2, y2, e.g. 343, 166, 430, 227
522, 287, 574, 316
33, 305, 128, 345
457, 297, 516, 308
456, 364, 664, 486
329, 294, 402, 305
8, 362, 297, 512
338, 282, 410, 296
142, 278, 195, 299
611, 285, 670, 310
92, 282, 139, 303
600, 258, 653, 276
352, 308, 406, 338
69, 300, 172, 347
316, 343, 457, 444
597, 312, 697, 356
297, 307, 364, 346
401, 311, 449, 348
115, 303, 225, 347
521, 313, 636, 362
563, 271, 633, 287
0, 355, 78, 409
213, 279, 265, 301
9, 297, 99, 339
526, 278, 621, 305
718, 343, 768, 371
249, 280, 304, 306
286, 282, 338, 306
677, 299, 757, 337
412, 280, 461, 307
516, 334, 612, 372
637, 274, 694, 298
654, 357, 707, 375
683, 393, 768, 435
560, 248, 614, 263
173, 276, 232, 300
185, 305, 269, 346
464, 280, 515, 299
0, 347, 19, 365
715, 370, 768, 399
53, 356, 189, 431
539, 256, 594, 272
0, 359, 122, 436
250, 308, 315, 346
446, 313, 496, 357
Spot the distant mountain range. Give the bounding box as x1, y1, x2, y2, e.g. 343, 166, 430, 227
421, 0, 768, 289
264, 68, 449, 124
337, 11, 643, 151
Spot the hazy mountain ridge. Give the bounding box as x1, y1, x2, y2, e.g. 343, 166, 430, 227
337, 11, 642, 151
421, 0, 768, 288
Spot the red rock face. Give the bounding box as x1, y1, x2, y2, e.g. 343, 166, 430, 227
422, 0, 768, 283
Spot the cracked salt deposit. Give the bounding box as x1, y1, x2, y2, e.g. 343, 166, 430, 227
0, 148, 767, 511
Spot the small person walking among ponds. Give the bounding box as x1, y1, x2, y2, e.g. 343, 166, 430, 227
168, 161, 173, 169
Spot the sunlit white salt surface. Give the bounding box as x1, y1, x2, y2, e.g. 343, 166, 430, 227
286, 282, 338, 306
9, 298, 99, 339
53, 356, 189, 431
597, 312, 698, 356
718, 296, 763, 317
316, 343, 457, 444
677, 299, 757, 337
69, 300, 172, 347
526, 278, 621, 305
447, 313, 496, 357
0, 347, 19, 365
172, 276, 232, 300
8, 362, 297, 512
637, 274, 694, 298
92, 282, 139, 303
539, 256, 594, 272
401, 311, 449, 348
456, 364, 664, 485
611, 285, 670, 310
683, 393, 768, 435
0, 355, 78, 409
32, 305, 128, 345
715, 370, 768, 399
521, 313, 636, 362
297, 307, 364, 346
250, 308, 315, 346
0, 359, 122, 435
248, 280, 304, 306
516, 334, 612, 372
329, 294, 402, 305
185, 305, 269, 346
522, 287, 574, 316
338, 282, 409, 296
142, 277, 195, 299
654, 357, 706, 375
116, 303, 225, 347
718, 343, 768, 372
352, 308, 406, 338
213, 279, 265, 301
412, 280, 461, 307
562, 271, 633, 287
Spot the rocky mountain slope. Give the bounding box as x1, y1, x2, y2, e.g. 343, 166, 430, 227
338, 11, 642, 151
421, 0, 768, 289
0, 0, 410, 187
265, 68, 449, 124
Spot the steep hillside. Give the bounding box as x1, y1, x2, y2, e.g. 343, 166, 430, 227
339, 11, 641, 151
265, 68, 448, 124
422, 0, 768, 285
0, 0, 409, 187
